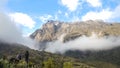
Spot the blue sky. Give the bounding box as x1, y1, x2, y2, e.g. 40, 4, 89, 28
1, 0, 120, 36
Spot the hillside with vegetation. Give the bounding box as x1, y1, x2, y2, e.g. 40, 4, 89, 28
64, 46, 120, 68
0, 42, 95, 68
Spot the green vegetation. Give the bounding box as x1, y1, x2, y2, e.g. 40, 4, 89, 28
63, 62, 72, 68
43, 58, 55, 68
1, 41, 120, 68
64, 49, 120, 68
0, 58, 95, 68
84, 61, 118, 68
0, 42, 94, 68
0, 58, 35, 68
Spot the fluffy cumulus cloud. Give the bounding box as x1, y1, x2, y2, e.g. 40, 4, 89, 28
61, 0, 79, 11
81, 9, 112, 21
9, 12, 36, 29
86, 0, 102, 7
81, 5, 120, 21
60, 0, 102, 11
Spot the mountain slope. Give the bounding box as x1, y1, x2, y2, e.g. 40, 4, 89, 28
30, 20, 120, 42
64, 46, 120, 67
0, 42, 95, 68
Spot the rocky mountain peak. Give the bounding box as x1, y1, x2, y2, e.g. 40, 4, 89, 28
30, 20, 120, 42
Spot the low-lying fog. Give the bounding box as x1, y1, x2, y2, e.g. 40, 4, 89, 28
41, 34, 120, 54
0, 12, 36, 49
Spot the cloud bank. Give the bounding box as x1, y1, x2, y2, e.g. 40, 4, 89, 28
0, 12, 36, 49
37, 34, 120, 54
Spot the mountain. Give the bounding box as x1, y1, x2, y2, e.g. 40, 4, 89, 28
1, 20, 120, 68
30, 20, 120, 68
30, 20, 120, 42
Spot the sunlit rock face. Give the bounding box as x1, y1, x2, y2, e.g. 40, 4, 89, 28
30, 20, 120, 42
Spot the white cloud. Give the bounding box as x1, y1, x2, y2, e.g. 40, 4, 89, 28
9, 12, 36, 29
44, 34, 120, 53
0, 12, 36, 49
81, 9, 112, 21
61, 0, 79, 11
39, 15, 53, 23
81, 5, 120, 21
86, 0, 102, 7
112, 5, 120, 18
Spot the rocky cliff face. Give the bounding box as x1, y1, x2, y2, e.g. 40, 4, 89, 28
30, 20, 120, 42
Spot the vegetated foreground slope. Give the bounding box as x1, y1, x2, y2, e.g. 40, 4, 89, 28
64, 46, 120, 68
0, 42, 95, 68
